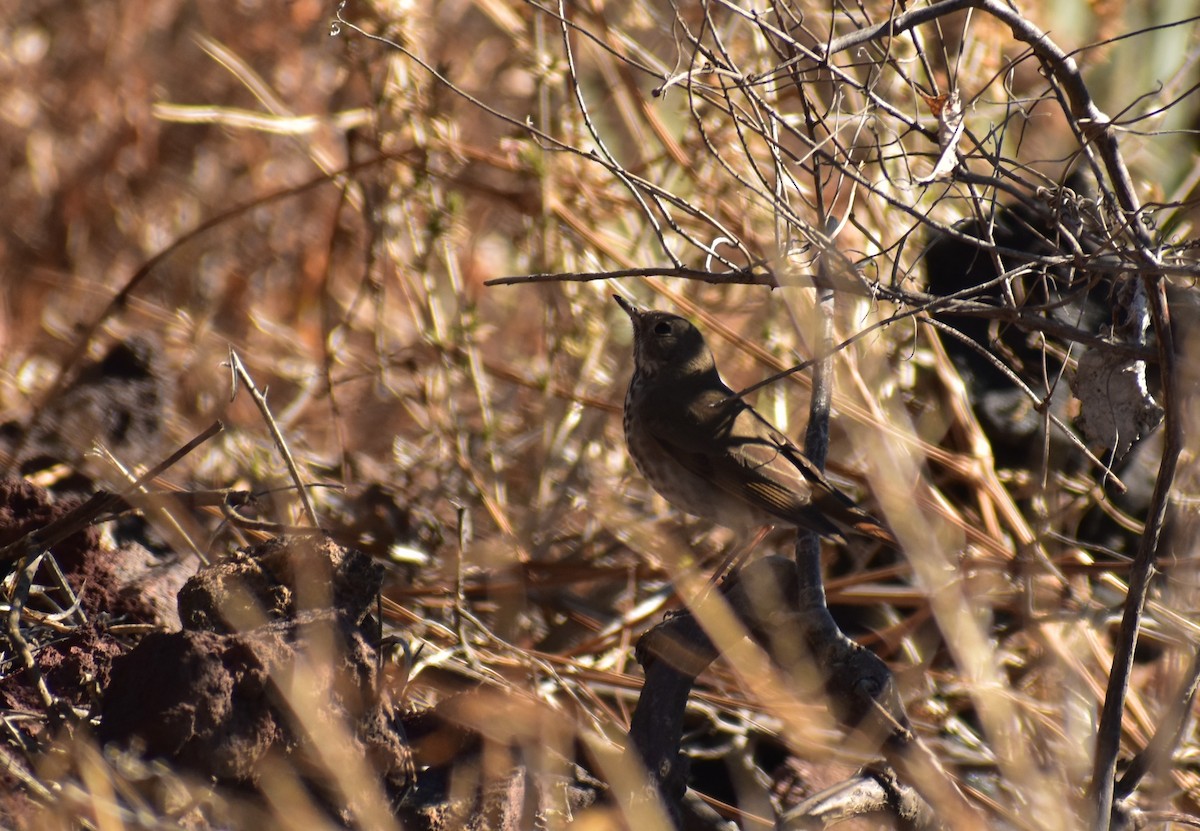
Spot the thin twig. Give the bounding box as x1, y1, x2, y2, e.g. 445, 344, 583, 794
485, 264, 771, 287
0, 421, 224, 564
922, 317, 1126, 493
28, 159, 389, 427
1089, 277, 1181, 830
227, 350, 321, 529
1114, 643, 1200, 800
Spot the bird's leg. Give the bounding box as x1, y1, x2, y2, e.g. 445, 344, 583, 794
708, 523, 773, 586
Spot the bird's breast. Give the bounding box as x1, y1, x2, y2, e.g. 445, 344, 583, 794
623, 392, 773, 530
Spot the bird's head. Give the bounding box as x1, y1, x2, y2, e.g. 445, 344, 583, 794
615, 295, 716, 379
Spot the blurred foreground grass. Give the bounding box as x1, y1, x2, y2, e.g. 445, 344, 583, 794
2, 0, 1199, 827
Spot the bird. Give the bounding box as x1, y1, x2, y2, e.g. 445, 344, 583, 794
615, 295, 895, 549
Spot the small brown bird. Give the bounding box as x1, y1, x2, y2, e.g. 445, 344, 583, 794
615, 295, 894, 546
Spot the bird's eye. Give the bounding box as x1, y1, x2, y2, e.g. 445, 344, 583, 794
653, 321, 672, 336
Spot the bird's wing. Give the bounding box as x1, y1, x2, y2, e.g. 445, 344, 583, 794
733, 414, 895, 543
643, 389, 893, 542
640, 389, 839, 536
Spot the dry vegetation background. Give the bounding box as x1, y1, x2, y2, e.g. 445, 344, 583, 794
1, 0, 1199, 828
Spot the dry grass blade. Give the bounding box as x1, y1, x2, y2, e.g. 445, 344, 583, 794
0, 0, 1198, 828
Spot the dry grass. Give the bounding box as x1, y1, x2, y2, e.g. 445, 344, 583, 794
2, 0, 1199, 828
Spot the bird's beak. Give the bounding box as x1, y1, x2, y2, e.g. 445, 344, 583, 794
614, 294, 643, 323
